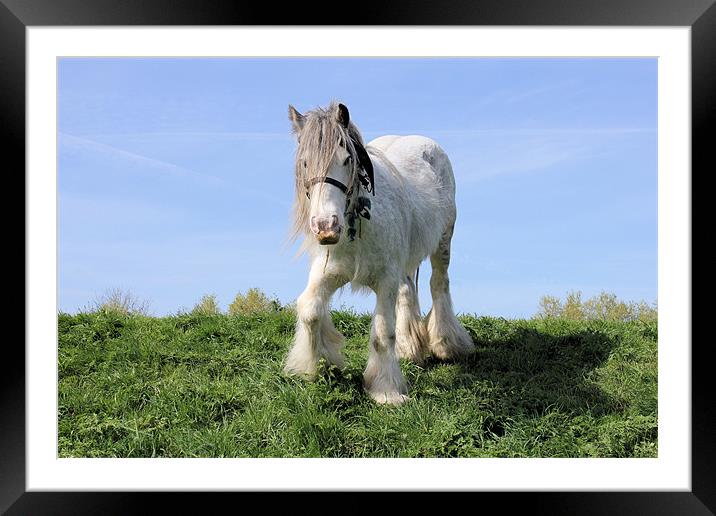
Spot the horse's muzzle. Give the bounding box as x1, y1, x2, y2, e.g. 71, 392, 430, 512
311, 216, 342, 245
316, 229, 341, 245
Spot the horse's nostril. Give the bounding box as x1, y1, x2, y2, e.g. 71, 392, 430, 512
313, 216, 341, 233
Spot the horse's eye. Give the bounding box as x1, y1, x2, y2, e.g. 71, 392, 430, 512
343, 156, 351, 166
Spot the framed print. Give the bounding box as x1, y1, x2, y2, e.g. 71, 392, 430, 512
6, 0, 713, 513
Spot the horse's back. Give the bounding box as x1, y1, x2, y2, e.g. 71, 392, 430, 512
368, 134, 445, 163
367, 134, 455, 198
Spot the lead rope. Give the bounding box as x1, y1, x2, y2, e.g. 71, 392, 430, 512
323, 248, 330, 274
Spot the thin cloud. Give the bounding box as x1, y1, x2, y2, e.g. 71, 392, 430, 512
60, 133, 292, 211
73, 131, 292, 141
463, 144, 591, 182
503, 79, 582, 104
363, 127, 656, 138
59, 132, 227, 186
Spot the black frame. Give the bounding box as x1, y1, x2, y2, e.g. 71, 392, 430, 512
5, 0, 712, 513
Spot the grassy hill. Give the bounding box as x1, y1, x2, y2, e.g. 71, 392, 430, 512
58, 309, 657, 458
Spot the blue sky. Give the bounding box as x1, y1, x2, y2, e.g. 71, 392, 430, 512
58, 58, 657, 317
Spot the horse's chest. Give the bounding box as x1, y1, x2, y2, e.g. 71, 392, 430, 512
331, 244, 387, 289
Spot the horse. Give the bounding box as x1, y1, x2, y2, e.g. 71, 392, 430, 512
284, 101, 474, 405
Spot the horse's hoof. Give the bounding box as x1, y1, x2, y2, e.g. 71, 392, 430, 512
367, 390, 410, 406
283, 366, 317, 381
428, 331, 475, 362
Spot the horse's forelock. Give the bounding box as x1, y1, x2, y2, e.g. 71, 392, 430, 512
290, 103, 364, 243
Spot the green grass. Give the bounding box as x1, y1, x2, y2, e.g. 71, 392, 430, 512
58, 309, 657, 458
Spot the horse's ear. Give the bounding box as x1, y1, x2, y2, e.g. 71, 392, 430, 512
288, 104, 305, 133
336, 103, 350, 128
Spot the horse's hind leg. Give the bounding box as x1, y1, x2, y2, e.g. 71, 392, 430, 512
395, 272, 428, 364
284, 262, 347, 379
426, 222, 475, 360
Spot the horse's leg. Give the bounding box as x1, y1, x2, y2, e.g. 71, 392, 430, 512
283, 262, 347, 379
364, 280, 409, 405
395, 272, 428, 364
426, 222, 475, 360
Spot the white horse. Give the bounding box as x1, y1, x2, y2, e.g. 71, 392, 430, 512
284, 101, 474, 405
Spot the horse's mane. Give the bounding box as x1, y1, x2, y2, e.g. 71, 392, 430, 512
290, 101, 366, 244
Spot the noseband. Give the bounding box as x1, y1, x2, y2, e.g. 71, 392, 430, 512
303, 176, 351, 198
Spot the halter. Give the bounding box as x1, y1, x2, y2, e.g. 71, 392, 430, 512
303, 176, 351, 198
302, 137, 374, 241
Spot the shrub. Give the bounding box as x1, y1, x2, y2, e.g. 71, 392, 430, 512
583, 292, 629, 321
227, 288, 281, 315
87, 288, 149, 316
562, 290, 585, 320
191, 294, 222, 315
630, 300, 658, 322
536, 290, 657, 322
538, 295, 563, 319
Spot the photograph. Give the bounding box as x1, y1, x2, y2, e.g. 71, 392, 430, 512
5, 0, 709, 508
57, 56, 658, 459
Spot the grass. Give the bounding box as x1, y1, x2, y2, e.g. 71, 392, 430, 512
58, 309, 657, 458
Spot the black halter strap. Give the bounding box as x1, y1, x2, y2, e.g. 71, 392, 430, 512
303, 176, 350, 198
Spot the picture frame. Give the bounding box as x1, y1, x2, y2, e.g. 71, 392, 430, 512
6, 0, 711, 512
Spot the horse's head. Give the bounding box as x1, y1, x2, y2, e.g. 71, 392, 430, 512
288, 102, 371, 246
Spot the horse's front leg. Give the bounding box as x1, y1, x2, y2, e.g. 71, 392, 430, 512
283, 261, 346, 379
364, 281, 409, 405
